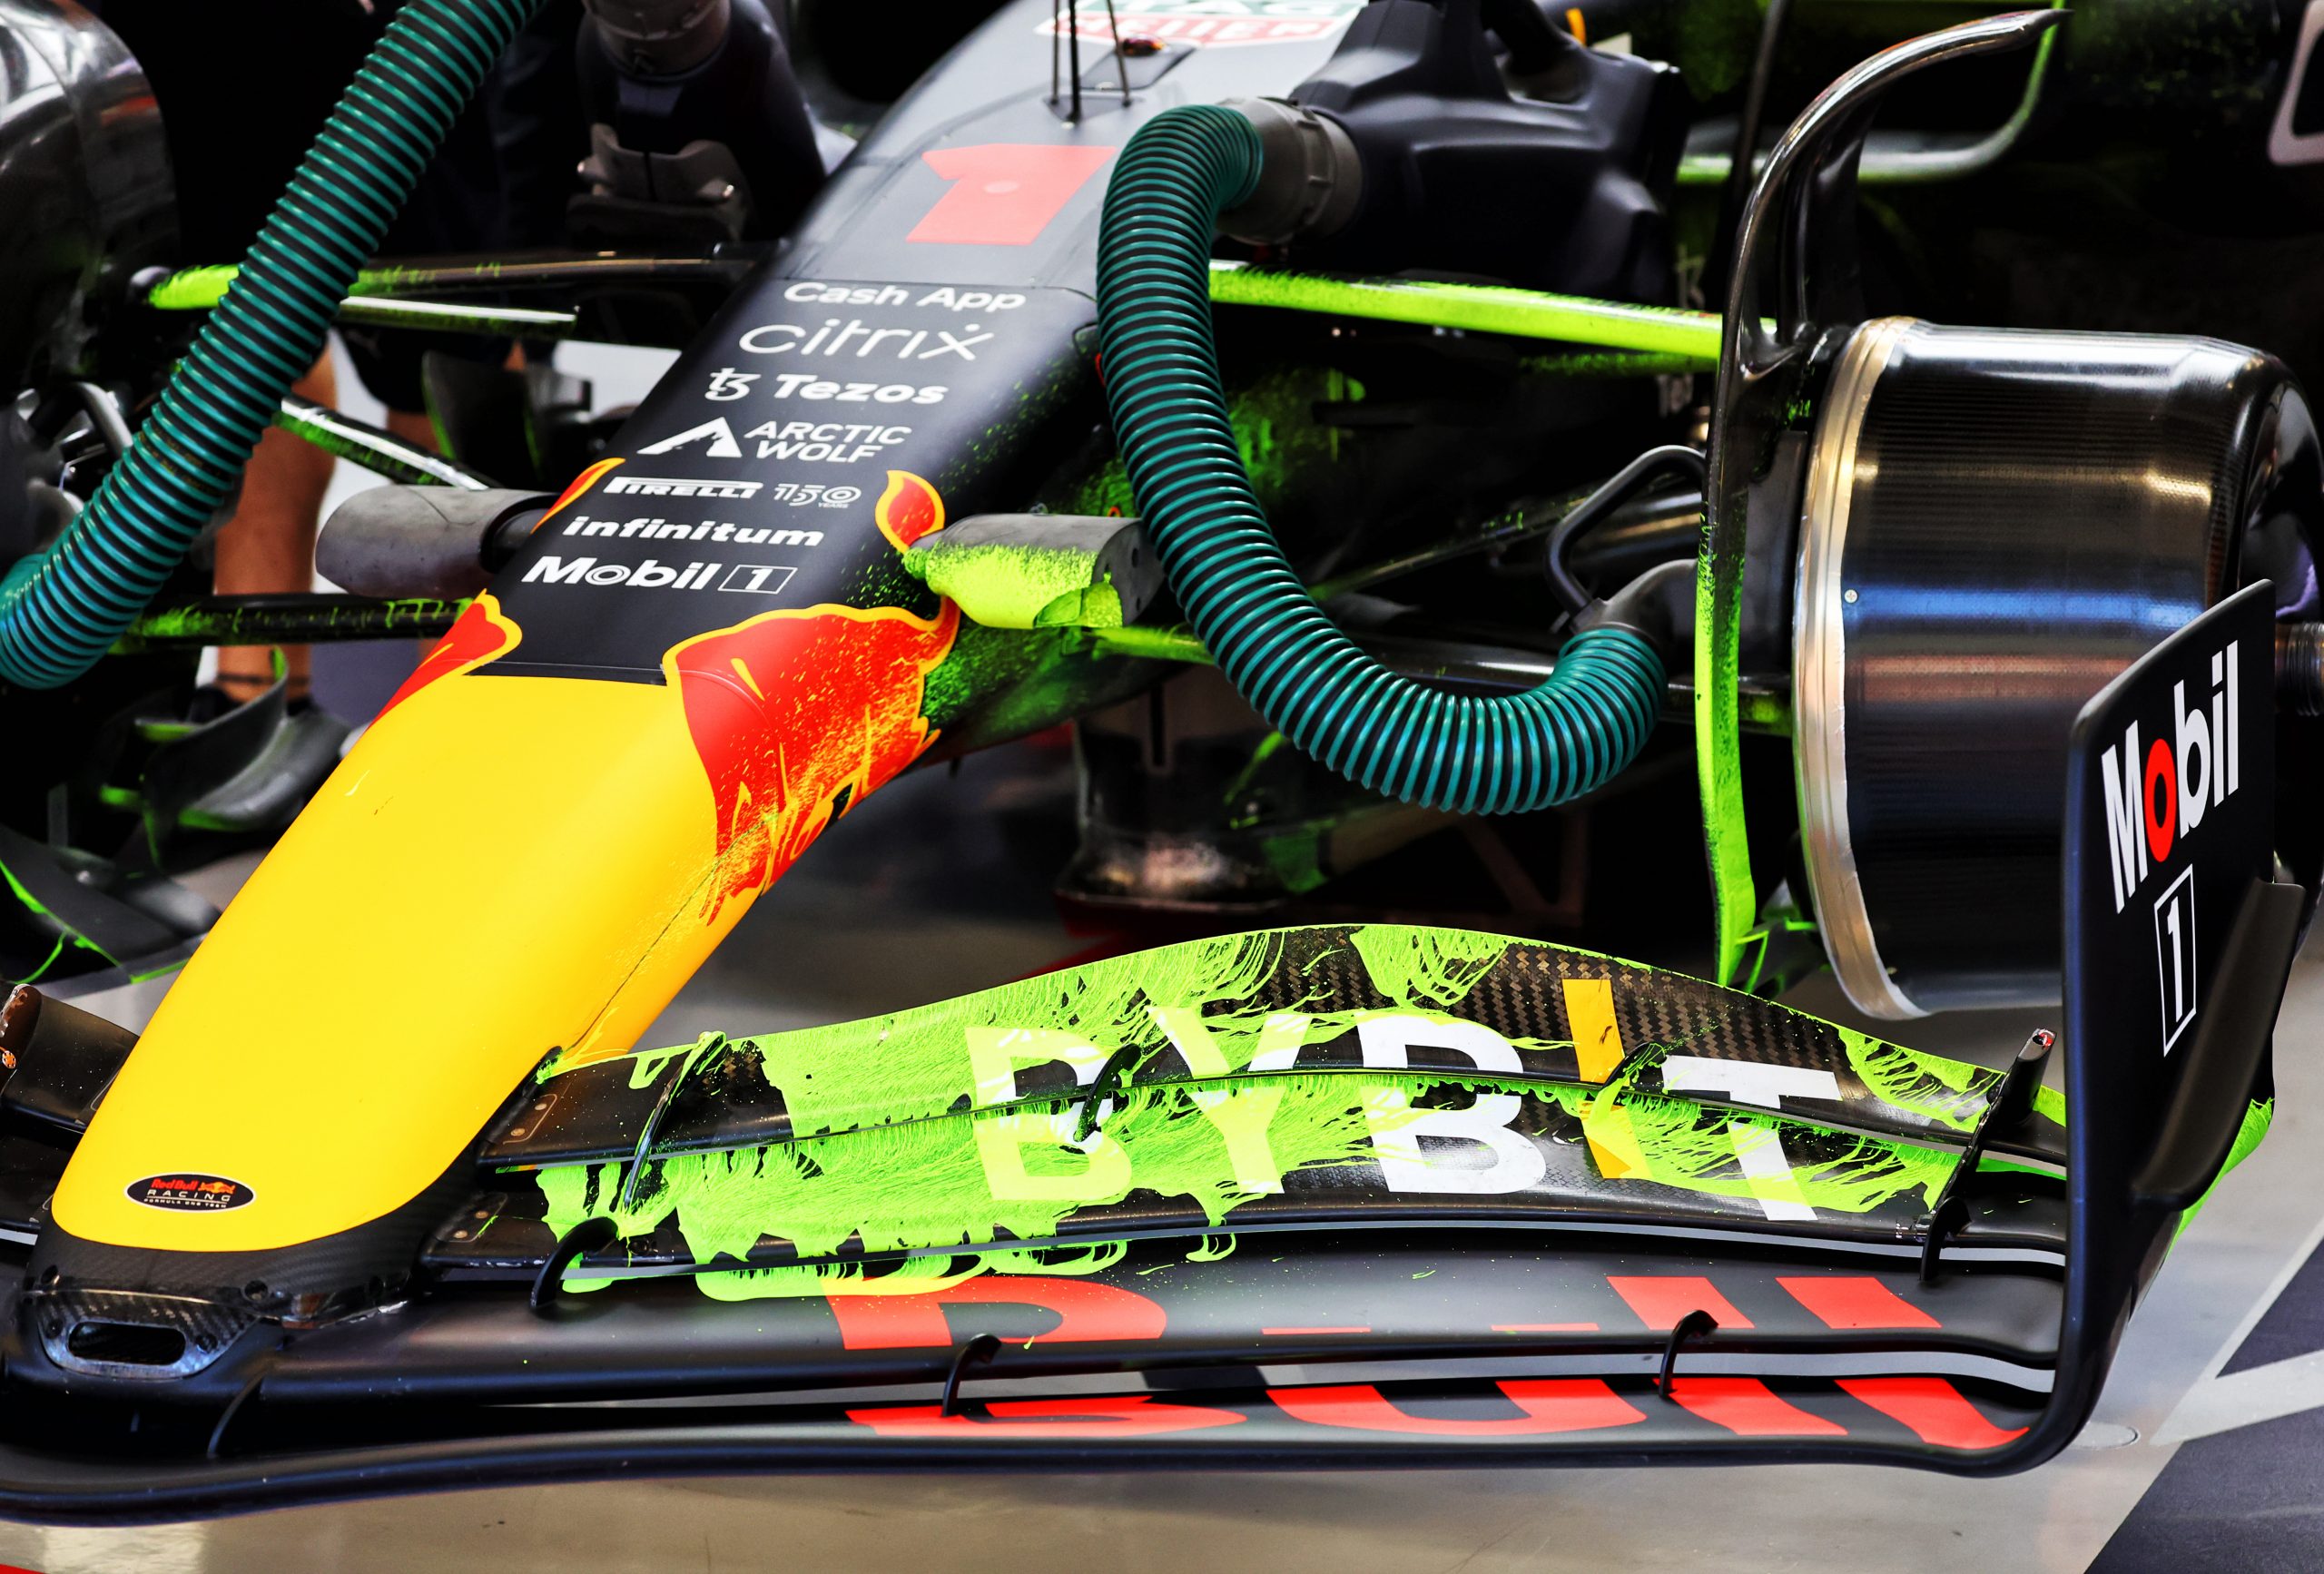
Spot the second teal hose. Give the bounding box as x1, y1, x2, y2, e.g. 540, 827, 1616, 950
1094, 105, 1665, 814
0, 0, 541, 689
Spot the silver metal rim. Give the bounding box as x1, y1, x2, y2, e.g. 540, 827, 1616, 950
1793, 317, 1925, 1021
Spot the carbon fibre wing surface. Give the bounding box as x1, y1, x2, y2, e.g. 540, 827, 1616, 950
0, 589, 2289, 1517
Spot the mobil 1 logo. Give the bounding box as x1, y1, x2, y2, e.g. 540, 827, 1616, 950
2153, 865, 2200, 1052
2067, 585, 2273, 1106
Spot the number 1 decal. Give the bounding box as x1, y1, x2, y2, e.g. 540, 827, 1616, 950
906, 143, 1117, 246
2154, 865, 2199, 1052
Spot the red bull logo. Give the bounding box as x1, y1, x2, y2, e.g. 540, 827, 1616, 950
665, 601, 960, 919
876, 469, 945, 549
126, 1172, 256, 1212
379, 592, 522, 718
537, 457, 625, 528
664, 471, 958, 919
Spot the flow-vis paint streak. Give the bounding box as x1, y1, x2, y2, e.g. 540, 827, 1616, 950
523, 927, 2039, 1292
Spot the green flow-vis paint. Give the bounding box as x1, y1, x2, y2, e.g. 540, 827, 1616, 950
546, 925, 2023, 1152
1694, 487, 1755, 988
516, 925, 2055, 1298
531, 1067, 1974, 1296
2174, 1097, 2274, 1241
903, 538, 1128, 630
1837, 1031, 1996, 1134
1208, 264, 1726, 360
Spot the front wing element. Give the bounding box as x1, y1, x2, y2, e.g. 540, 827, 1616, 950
0, 589, 2290, 1515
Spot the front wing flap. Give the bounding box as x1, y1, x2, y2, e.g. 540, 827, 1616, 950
0, 591, 2290, 1516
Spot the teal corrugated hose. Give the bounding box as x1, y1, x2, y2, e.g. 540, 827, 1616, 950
0, 0, 541, 690
1095, 106, 1665, 813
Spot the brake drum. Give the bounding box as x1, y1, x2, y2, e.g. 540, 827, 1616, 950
1792, 318, 2317, 1017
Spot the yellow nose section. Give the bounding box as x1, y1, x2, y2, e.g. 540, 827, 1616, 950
51, 661, 741, 1253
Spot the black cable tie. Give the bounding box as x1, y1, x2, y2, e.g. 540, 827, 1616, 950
1916, 1031, 2048, 1286
1073, 1044, 1148, 1142
530, 1215, 621, 1315
616, 1032, 725, 1214
1917, 1194, 1969, 1287
205, 1340, 285, 1461
939, 1332, 1004, 1418
1653, 1308, 1718, 1402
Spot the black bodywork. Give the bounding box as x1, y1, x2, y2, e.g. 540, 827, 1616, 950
0, 0, 2310, 1517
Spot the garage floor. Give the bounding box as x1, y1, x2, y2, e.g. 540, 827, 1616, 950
5, 738, 2322, 1574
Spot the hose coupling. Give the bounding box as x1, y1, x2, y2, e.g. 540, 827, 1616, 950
1216, 97, 1362, 247
582, 0, 732, 75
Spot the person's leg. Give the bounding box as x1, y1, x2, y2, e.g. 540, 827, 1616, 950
212, 351, 338, 703
382, 408, 438, 453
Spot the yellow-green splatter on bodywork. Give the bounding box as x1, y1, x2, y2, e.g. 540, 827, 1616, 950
1571, 1065, 1955, 1217
605, 928, 1305, 1136
526, 925, 2029, 1299
1347, 926, 1510, 1009
1206, 264, 1725, 360
901, 537, 1128, 631
1058, 365, 1367, 523
2175, 1097, 2274, 1240
540, 1071, 1417, 1265
1839, 1030, 1995, 1134
536, 1067, 1962, 1297
568, 924, 2006, 1146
